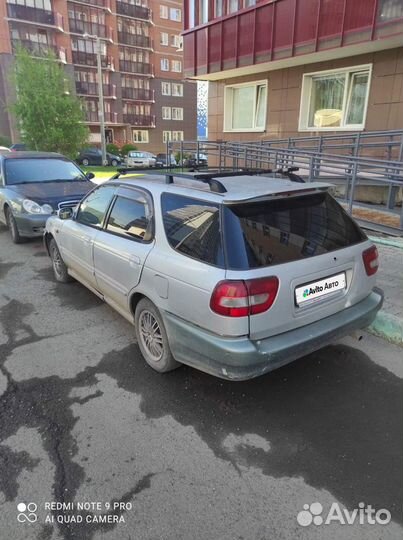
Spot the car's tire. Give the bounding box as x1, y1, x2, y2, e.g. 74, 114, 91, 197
5, 207, 24, 244
82, 158, 90, 166
49, 238, 72, 283
135, 298, 180, 373
111, 159, 118, 167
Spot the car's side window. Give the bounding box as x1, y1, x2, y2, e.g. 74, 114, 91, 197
76, 186, 115, 229
161, 193, 224, 267
105, 195, 152, 241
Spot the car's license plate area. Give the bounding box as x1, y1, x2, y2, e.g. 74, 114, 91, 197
295, 272, 346, 307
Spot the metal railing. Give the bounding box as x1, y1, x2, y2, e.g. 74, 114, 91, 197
167, 138, 403, 233
249, 130, 403, 161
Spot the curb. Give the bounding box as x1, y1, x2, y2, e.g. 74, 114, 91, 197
368, 310, 403, 346
368, 236, 403, 250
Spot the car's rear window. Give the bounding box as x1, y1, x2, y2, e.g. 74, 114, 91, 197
223, 192, 366, 270
161, 193, 224, 267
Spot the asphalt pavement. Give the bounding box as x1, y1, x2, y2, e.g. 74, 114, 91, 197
0, 225, 402, 540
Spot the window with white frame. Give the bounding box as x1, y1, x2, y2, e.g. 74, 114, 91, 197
299, 65, 372, 130
132, 130, 149, 143
162, 106, 171, 120
171, 107, 183, 120
172, 83, 183, 97
171, 60, 182, 73
170, 7, 182, 21
171, 34, 182, 49
224, 81, 267, 132
160, 5, 168, 19
160, 32, 169, 46
172, 130, 184, 141
160, 58, 169, 71
163, 131, 171, 143
161, 81, 171, 95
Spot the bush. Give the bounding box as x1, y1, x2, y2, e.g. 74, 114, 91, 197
0, 135, 11, 148
120, 143, 138, 156
106, 143, 120, 156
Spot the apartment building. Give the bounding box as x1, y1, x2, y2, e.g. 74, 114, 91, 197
0, 0, 197, 153
182, 0, 403, 144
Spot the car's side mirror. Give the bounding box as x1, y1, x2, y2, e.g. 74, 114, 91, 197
86, 172, 95, 180
58, 208, 73, 220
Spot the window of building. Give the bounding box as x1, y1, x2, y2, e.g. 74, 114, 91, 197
171, 34, 182, 48
172, 83, 183, 97
171, 107, 183, 120
244, 0, 256, 7
162, 107, 171, 120
172, 131, 184, 141
171, 60, 182, 73
132, 130, 149, 143
160, 32, 168, 46
198, 0, 208, 23
163, 131, 171, 143
160, 5, 168, 19
224, 81, 267, 132
228, 0, 239, 13
299, 65, 372, 130
160, 58, 169, 71
215, 0, 223, 17
161, 194, 224, 267
8, 0, 52, 10
161, 81, 171, 95
106, 196, 150, 241
170, 7, 182, 21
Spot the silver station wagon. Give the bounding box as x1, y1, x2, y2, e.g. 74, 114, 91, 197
44, 169, 383, 380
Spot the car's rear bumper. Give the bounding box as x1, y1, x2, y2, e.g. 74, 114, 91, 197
14, 214, 48, 237
162, 288, 384, 381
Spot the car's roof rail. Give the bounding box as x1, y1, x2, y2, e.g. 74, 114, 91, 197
110, 166, 304, 193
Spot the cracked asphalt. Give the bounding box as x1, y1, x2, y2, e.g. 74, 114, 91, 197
0, 224, 402, 540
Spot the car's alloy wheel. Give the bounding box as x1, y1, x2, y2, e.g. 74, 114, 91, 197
5, 207, 23, 244
82, 158, 89, 166
49, 238, 72, 283
135, 299, 180, 373
111, 159, 118, 167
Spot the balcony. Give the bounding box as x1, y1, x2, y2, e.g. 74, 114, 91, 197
68, 0, 111, 9
11, 39, 66, 62
119, 60, 153, 75
123, 114, 155, 127
85, 110, 118, 123
117, 31, 151, 48
122, 87, 154, 101
75, 81, 117, 97
72, 50, 114, 69
183, 0, 403, 79
7, 4, 63, 30
69, 18, 113, 41
116, 1, 150, 21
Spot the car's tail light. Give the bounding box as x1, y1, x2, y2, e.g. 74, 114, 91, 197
210, 277, 279, 317
362, 245, 379, 276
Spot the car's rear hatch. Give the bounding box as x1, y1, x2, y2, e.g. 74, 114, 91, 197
222, 189, 375, 340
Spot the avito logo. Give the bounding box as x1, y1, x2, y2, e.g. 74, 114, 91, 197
297, 502, 391, 527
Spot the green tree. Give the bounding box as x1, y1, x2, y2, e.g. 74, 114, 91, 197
11, 47, 88, 158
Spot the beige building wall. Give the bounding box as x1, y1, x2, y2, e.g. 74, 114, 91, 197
208, 47, 403, 151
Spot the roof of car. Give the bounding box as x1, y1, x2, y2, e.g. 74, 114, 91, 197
109, 172, 332, 204
1, 151, 66, 160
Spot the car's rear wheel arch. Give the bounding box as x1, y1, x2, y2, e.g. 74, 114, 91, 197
44, 232, 54, 255
129, 292, 145, 319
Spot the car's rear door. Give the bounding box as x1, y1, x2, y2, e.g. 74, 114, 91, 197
93, 186, 155, 313
58, 185, 116, 288
223, 191, 374, 340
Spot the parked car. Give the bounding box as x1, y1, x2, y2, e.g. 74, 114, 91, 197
0, 152, 94, 243
76, 147, 122, 167
10, 143, 27, 152
182, 153, 208, 168
155, 153, 177, 167
44, 170, 383, 380
126, 151, 156, 168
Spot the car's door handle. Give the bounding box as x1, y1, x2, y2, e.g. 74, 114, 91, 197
129, 255, 141, 267
83, 236, 93, 246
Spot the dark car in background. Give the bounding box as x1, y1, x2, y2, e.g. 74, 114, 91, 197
183, 153, 208, 168
0, 152, 94, 243
10, 143, 28, 152
76, 147, 122, 167
155, 153, 177, 167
